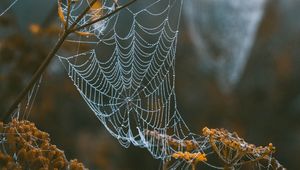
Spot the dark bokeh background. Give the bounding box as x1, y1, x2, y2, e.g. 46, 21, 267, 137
1, 0, 300, 169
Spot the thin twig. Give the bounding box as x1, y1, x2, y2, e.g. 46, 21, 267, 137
73, 0, 136, 31
191, 163, 196, 170
3, 31, 69, 122
235, 154, 269, 167
3, 0, 136, 121
68, 0, 98, 32
65, 0, 72, 29
208, 137, 228, 165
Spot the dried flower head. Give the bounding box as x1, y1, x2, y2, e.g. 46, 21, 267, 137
0, 119, 87, 169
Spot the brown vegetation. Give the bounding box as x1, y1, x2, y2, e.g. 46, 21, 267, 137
0, 119, 86, 169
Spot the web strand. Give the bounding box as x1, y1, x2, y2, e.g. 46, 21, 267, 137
58, 0, 193, 159
57, 1, 279, 169
0, 0, 19, 16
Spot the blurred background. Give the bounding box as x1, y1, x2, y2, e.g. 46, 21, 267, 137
1, 0, 300, 169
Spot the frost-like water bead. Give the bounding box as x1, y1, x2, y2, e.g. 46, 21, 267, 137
57, 0, 193, 160
184, 0, 267, 92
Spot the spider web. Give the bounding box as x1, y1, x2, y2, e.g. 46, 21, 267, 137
57, 0, 204, 159
184, 0, 267, 92
7, 76, 43, 121
56, 1, 280, 169
0, 0, 281, 168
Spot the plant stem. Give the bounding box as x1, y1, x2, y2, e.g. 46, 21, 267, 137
192, 163, 196, 170
3, 0, 97, 121
162, 159, 169, 170
3, 0, 137, 121
73, 0, 136, 31
3, 31, 70, 122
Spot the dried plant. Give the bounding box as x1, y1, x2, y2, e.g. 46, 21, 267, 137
144, 130, 199, 152
0, 1, 288, 169
146, 128, 285, 170
0, 119, 86, 169
202, 127, 285, 169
